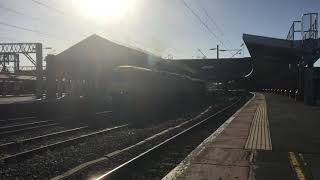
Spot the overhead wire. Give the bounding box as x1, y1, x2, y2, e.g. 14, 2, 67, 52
1, 0, 230, 58
0, 21, 53, 37
0, 4, 40, 21
194, 2, 224, 36
230, 43, 244, 58
179, 0, 232, 56
29, 0, 156, 56
0, 36, 18, 42
0, 2, 82, 43
30, 0, 68, 16
196, 3, 234, 51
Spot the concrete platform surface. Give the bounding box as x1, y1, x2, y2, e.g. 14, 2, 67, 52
163, 93, 320, 180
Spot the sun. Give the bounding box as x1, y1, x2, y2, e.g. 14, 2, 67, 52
75, 0, 132, 20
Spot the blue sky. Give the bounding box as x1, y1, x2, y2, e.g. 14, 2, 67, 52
0, 0, 319, 66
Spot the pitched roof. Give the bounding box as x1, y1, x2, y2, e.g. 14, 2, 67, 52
54, 34, 162, 77
56, 34, 160, 62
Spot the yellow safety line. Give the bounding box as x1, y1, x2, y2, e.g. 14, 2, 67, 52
261, 103, 266, 149
288, 152, 306, 180
252, 105, 260, 148
264, 100, 272, 150
265, 101, 272, 150
245, 104, 259, 149
245, 95, 272, 150
298, 153, 305, 162
255, 105, 262, 149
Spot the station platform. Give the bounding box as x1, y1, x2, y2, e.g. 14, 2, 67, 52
163, 93, 320, 180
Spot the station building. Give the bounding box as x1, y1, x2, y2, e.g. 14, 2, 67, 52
46, 34, 162, 98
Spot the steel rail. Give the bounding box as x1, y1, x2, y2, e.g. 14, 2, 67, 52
51, 106, 214, 180
0, 123, 61, 136
96, 95, 247, 180
0, 124, 128, 163
0, 126, 88, 151
0, 120, 54, 132
0, 116, 36, 122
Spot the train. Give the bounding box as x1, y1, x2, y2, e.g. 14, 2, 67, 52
110, 66, 207, 124
0, 66, 207, 125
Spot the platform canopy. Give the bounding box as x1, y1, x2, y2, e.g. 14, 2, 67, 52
243, 34, 320, 65
243, 33, 320, 89
156, 58, 253, 81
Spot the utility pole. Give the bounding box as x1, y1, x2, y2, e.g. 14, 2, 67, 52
217, 45, 219, 60
210, 44, 242, 59
209, 45, 220, 60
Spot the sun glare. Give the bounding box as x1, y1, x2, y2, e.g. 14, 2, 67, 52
76, 0, 132, 20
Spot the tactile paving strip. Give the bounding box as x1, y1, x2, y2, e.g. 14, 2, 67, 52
245, 95, 272, 150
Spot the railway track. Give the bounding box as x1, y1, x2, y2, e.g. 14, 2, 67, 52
0, 126, 89, 152
0, 110, 112, 138
51, 106, 214, 180
0, 116, 37, 125
0, 120, 56, 132
0, 122, 62, 137
0, 110, 116, 160
95, 94, 251, 180
0, 124, 128, 163
49, 94, 248, 180
1, 93, 244, 179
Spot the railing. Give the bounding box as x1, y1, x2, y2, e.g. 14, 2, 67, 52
286, 13, 318, 41
301, 13, 318, 41
286, 21, 301, 41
